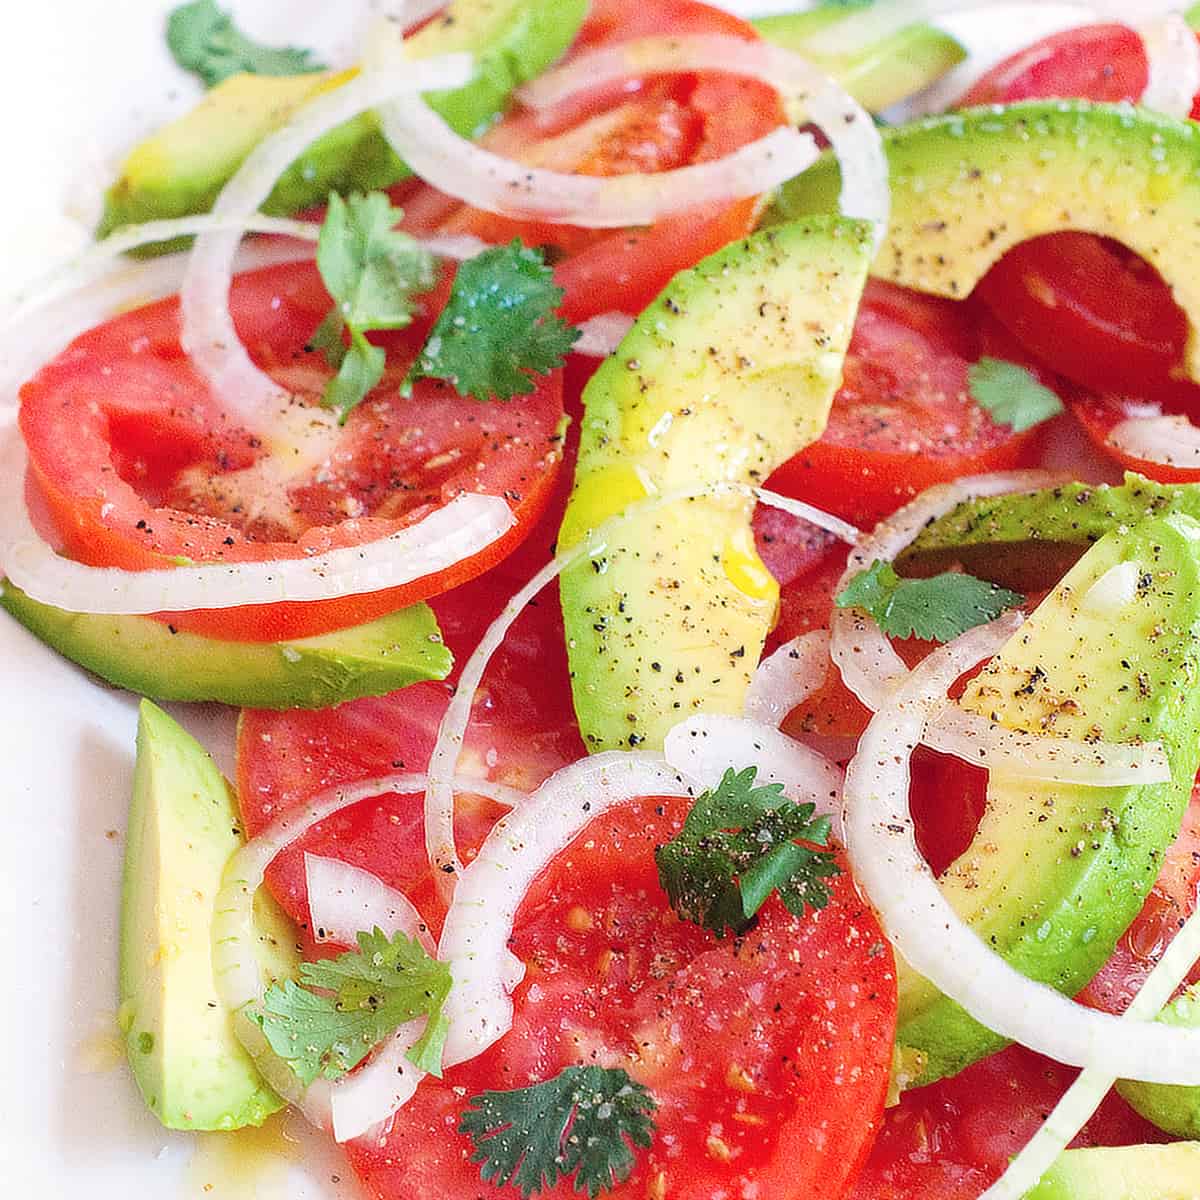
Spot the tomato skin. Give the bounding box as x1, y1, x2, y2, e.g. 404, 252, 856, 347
1069, 393, 1200, 483
767, 282, 1047, 526
348, 794, 897, 1200
19, 261, 566, 641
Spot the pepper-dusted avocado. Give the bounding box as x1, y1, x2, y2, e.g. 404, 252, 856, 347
558, 217, 872, 751
120, 701, 298, 1129
98, 0, 588, 238
1, 582, 451, 709
897, 513, 1200, 1085
767, 101, 1200, 382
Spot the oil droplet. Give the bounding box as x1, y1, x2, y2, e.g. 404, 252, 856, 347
185, 1114, 301, 1200
75, 1030, 125, 1075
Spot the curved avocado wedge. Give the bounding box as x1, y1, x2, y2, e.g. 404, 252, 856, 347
0, 581, 450, 709
767, 101, 1200, 382
1117, 985, 1200, 1137
120, 701, 299, 1129
98, 0, 588, 239
753, 6, 965, 113
897, 513, 1200, 1085
558, 217, 872, 751
1026, 1143, 1200, 1200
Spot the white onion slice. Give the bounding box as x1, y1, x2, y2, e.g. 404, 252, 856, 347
423, 481, 859, 886
844, 616, 1200, 1086
438, 753, 695, 1068
830, 470, 1171, 786
0, 424, 514, 613
180, 53, 474, 429
517, 34, 888, 240
1133, 10, 1200, 118
211, 770, 523, 1129
663, 713, 844, 836
573, 312, 635, 358
984, 903, 1200, 1199
744, 629, 832, 727
305, 852, 434, 952
1108, 413, 1200, 469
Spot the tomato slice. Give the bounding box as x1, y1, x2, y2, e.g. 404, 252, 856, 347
348, 794, 897, 1200
397, 0, 784, 324
764, 282, 1049, 526
19, 261, 565, 641
1068, 393, 1200, 482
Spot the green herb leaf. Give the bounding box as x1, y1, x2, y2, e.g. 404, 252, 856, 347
836, 559, 1025, 642
313, 192, 438, 420
255, 927, 452, 1086
460, 1066, 657, 1198
166, 0, 324, 88
968, 357, 1064, 433
655, 766, 839, 937
405, 240, 580, 402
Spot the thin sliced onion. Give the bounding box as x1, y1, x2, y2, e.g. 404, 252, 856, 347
305, 853, 434, 952
663, 713, 843, 835
573, 312, 635, 358
437, 753, 695, 1068
424, 481, 860, 886
830, 471, 1171, 786
744, 629, 832, 727
211, 770, 523, 1129
0, 424, 514, 612
332, 1017, 428, 1145
843, 615, 1200, 1086
180, 53, 474, 428
983, 904, 1200, 1199
1108, 413, 1200, 469
517, 34, 888, 239
1133, 10, 1200, 117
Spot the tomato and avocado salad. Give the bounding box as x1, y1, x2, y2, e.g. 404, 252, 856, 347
16, 1, 1200, 1198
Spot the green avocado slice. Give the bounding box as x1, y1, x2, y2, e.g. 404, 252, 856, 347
1117, 985, 1200, 1137
753, 5, 966, 113
766, 100, 1200, 383
558, 217, 872, 751
98, 0, 588, 239
1, 581, 451, 709
119, 701, 299, 1130
897, 513, 1200, 1085
1026, 1143, 1200, 1200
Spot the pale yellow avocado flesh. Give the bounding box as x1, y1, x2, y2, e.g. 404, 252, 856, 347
119, 701, 298, 1130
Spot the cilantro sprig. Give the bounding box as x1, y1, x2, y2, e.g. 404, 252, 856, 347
968, 357, 1064, 432
405, 240, 580, 402
255, 927, 452, 1086
167, 0, 324, 88
836, 559, 1024, 642
655, 766, 839, 937
312, 192, 437, 421
460, 1066, 657, 1198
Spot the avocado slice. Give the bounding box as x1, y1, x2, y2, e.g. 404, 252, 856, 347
1, 581, 451, 709
753, 5, 966, 113
767, 101, 1200, 383
119, 701, 299, 1129
1117, 985, 1200, 1137
558, 217, 872, 751
98, 0, 588, 239
896, 513, 1200, 1085
1026, 1143, 1200, 1200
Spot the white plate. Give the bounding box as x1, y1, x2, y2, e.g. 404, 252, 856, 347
0, 2, 1119, 1195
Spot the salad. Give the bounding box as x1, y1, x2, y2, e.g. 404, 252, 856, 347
10, 1, 1200, 1197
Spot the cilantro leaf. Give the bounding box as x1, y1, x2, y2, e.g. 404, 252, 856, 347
968, 357, 1064, 432
460, 1066, 657, 1198
167, 0, 324, 88
312, 192, 437, 421
836, 559, 1024, 642
405, 240, 580, 402
655, 766, 840, 937
255, 927, 452, 1086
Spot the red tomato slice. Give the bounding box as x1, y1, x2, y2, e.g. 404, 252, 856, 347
1070, 393, 1200, 483
764, 282, 1050, 526
348, 794, 897, 1200
397, 0, 784, 324
19, 261, 565, 641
